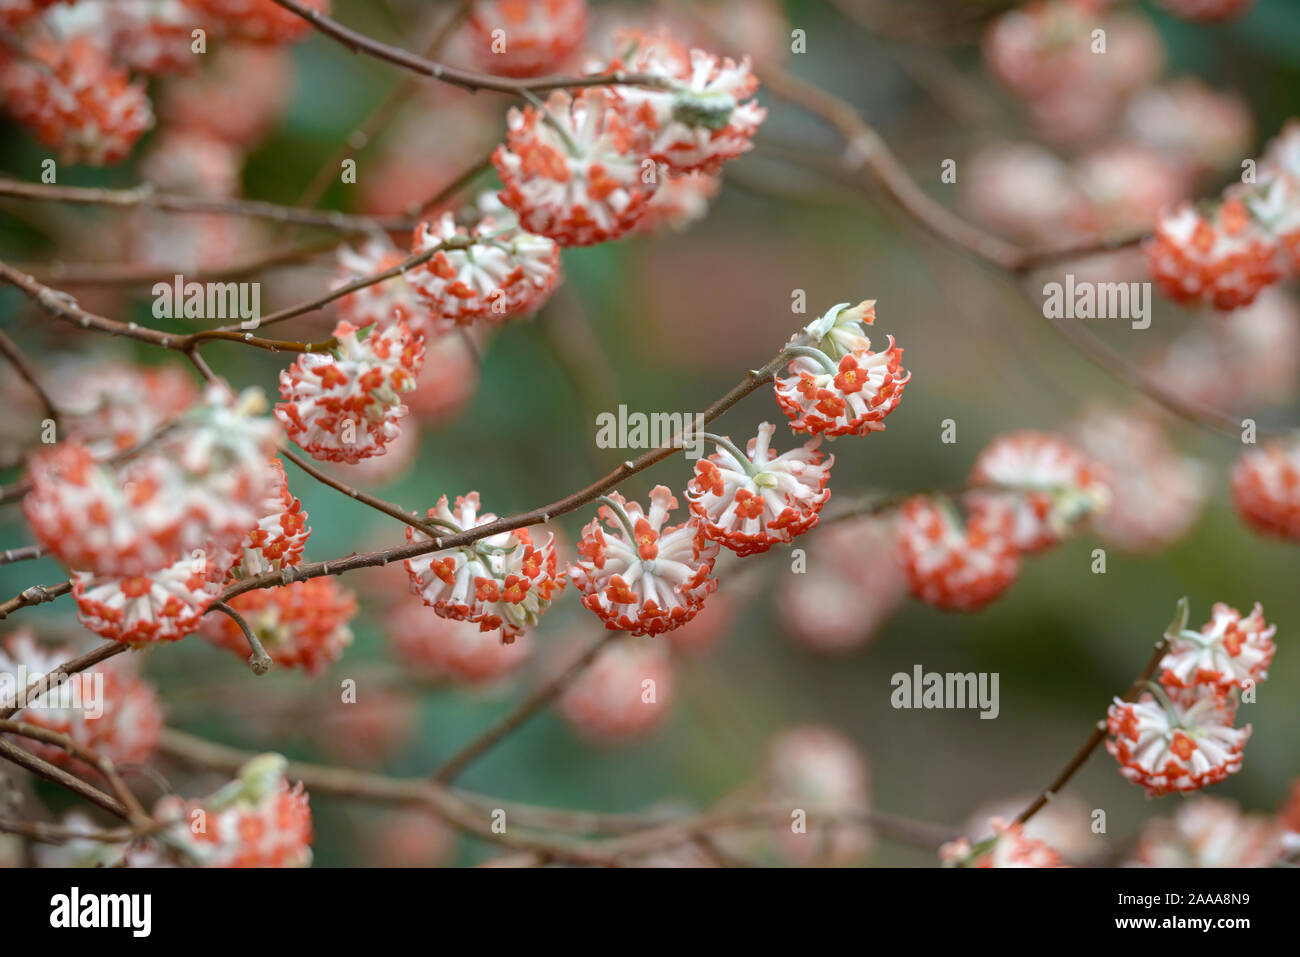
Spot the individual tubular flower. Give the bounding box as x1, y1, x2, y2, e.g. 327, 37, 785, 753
334, 234, 430, 334
557, 635, 675, 742
0, 36, 153, 165
465, 0, 588, 77
386, 603, 533, 684
1231, 440, 1300, 540
686, 423, 832, 556
1158, 602, 1276, 693
568, 487, 719, 637
0, 630, 162, 771
181, 0, 327, 43
762, 725, 873, 866
404, 493, 565, 641
202, 579, 357, 675
275, 320, 424, 464
773, 301, 909, 438
940, 818, 1063, 868
602, 32, 766, 175
154, 754, 313, 867
224, 458, 310, 580
73, 552, 225, 644
1145, 199, 1283, 311
896, 496, 1021, 613
407, 210, 560, 326
967, 430, 1109, 554
1132, 796, 1283, 868
1155, 0, 1255, 22
493, 88, 659, 246
1106, 685, 1251, 797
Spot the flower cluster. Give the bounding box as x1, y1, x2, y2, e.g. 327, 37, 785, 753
25, 387, 281, 581
493, 88, 658, 246
967, 431, 1110, 554
896, 496, 1021, 613
490, 30, 764, 245
940, 818, 1063, 868
464, 0, 587, 78
405, 493, 565, 642
599, 29, 767, 176
333, 234, 429, 335
275, 320, 425, 463
558, 634, 675, 741
773, 301, 909, 438
569, 487, 719, 636
1231, 438, 1300, 540
1147, 120, 1300, 310
984, 0, 1162, 147
761, 725, 873, 866
1132, 796, 1283, 868
154, 753, 313, 867
1106, 600, 1270, 797
408, 203, 561, 327
686, 423, 832, 556
897, 431, 1106, 612
0, 630, 162, 771
0, 35, 153, 165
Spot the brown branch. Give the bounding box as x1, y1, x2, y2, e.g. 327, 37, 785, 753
0, 544, 44, 565
432, 630, 623, 784
0, 639, 125, 718
0, 261, 338, 354
220, 345, 794, 604
207, 602, 272, 676
270, 0, 672, 97
0, 179, 417, 233
280, 445, 439, 536
289, 0, 473, 219
1014, 600, 1187, 826
0, 326, 61, 431
0, 738, 127, 819
0, 580, 72, 623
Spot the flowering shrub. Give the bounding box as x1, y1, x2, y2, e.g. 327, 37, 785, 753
0, 0, 1293, 879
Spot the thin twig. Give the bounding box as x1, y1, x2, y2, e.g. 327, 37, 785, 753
432, 631, 623, 784
208, 602, 272, 675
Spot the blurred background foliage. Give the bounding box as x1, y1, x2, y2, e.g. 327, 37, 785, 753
2, 0, 1299, 865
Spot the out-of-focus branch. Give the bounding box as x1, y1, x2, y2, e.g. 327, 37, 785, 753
0, 327, 60, 432
0, 179, 418, 232
432, 630, 623, 784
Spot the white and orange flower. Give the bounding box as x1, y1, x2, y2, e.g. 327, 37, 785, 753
1159, 602, 1276, 693
968, 430, 1109, 554
686, 423, 832, 556
276, 320, 424, 463
203, 578, 356, 675
405, 493, 565, 641
897, 496, 1020, 613
493, 88, 658, 246
773, 301, 909, 438
569, 487, 719, 636
1106, 686, 1251, 797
